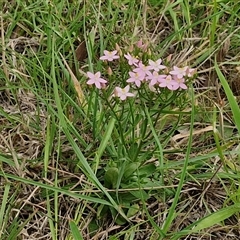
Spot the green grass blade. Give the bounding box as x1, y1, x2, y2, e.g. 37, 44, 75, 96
215, 60, 240, 133
171, 204, 240, 239
191, 204, 240, 232
0, 155, 14, 166
162, 87, 195, 234
0, 172, 111, 206
69, 221, 84, 240
0, 182, 10, 238
93, 116, 116, 173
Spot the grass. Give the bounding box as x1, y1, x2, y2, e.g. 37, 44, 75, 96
1, 0, 240, 239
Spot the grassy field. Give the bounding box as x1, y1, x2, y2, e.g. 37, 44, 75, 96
1, 0, 240, 239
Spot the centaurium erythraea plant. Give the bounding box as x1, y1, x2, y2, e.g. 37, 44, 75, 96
126, 71, 145, 88
146, 71, 162, 86
86, 71, 107, 89
85, 41, 197, 101
114, 85, 135, 100
124, 53, 139, 66
148, 59, 166, 72
100, 50, 120, 61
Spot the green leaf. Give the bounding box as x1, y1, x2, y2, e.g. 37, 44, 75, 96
127, 204, 139, 218
123, 162, 140, 179
104, 167, 119, 188
130, 190, 149, 201
139, 163, 156, 177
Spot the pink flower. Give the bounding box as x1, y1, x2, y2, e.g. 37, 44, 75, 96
126, 71, 145, 87
169, 66, 188, 79
148, 59, 166, 72
124, 53, 139, 66
172, 76, 187, 90
133, 62, 151, 78
114, 85, 135, 100
100, 50, 119, 61
158, 74, 168, 82
86, 71, 107, 89
186, 67, 197, 77
159, 75, 178, 90
146, 71, 161, 86
136, 38, 148, 52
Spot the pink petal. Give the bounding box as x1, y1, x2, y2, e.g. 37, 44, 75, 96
120, 95, 127, 100
124, 85, 130, 92
87, 79, 95, 85
87, 72, 95, 78
103, 50, 109, 55
95, 72, 101, 78
100, 56, 108, 60
95, 81, 101, 89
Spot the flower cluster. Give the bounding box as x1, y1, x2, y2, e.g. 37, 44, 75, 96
86, 42, 196, 101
